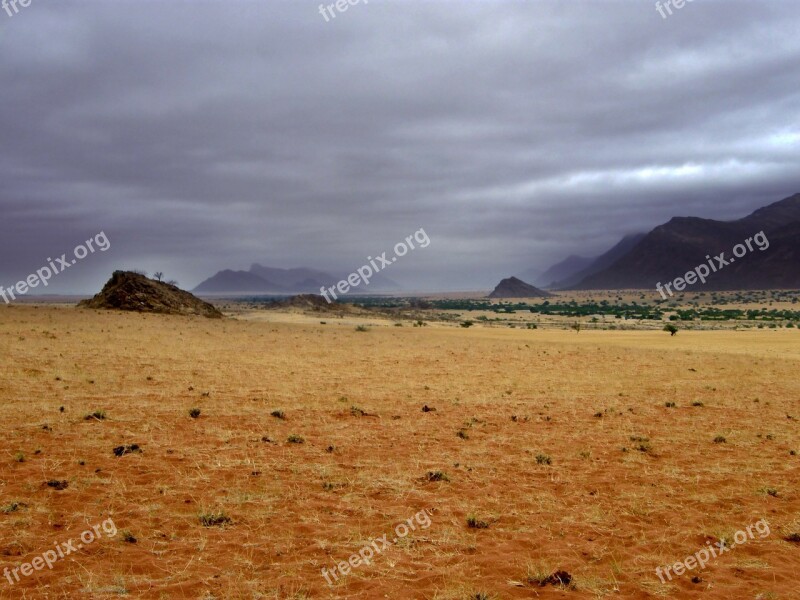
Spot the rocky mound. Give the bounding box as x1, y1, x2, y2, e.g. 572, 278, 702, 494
268, 294, 357, 312
488, 276, 553, 298
274, 294, 332, 309
79, 271, 222, 318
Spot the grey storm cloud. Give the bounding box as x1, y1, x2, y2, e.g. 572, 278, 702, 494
1, 0, 799, 293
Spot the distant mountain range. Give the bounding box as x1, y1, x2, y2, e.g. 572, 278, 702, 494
534, 192, 800, 290
194, 264, 400, 294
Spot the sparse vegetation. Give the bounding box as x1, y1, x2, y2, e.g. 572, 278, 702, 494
121, 530, 137, 543
199, 511, 232, 527
425, 471, 449, 482
1, 502, 23, 514
4, 300, 799, 597
466, 514, 490, 529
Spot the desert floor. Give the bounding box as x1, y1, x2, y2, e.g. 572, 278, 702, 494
1, 305, 799, 599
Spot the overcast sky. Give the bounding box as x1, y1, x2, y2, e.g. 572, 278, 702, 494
1, 0, 799, 293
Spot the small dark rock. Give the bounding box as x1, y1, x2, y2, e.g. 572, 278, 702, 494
113, 444, 142, 457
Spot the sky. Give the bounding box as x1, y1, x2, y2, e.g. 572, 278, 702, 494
1, 0, 800, 294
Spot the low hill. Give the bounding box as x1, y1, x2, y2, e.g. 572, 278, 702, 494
488, 277, 553, 298
79, 271, 223, 318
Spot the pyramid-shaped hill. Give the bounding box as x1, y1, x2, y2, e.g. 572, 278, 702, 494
488, 277, 553, 298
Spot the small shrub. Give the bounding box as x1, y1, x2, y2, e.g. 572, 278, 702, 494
713, 435, 727, 444
84, 410, 106, 421
46, 480, 69, 490
527, 566, 573, 588
322, 481, 346, 491
287, 434, 305, 444
355, 325, 369, 332
13, 452, 25, 463
350, 406, 367, 417
425, 471, 449, 482
1, 502, 22, 514
535, 454, 552, 465
664, 402, 676, 408
270, 410, 285, 420
121, 531, 137, 543
457, 429, 469, 440
199, 511, 232, 527
466, 514, 490, 529
460, 321, 474, 328
188, 408, 201, 419
692, 401, 704, 407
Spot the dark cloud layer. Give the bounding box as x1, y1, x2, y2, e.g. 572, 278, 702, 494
1, 0, 799, 293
